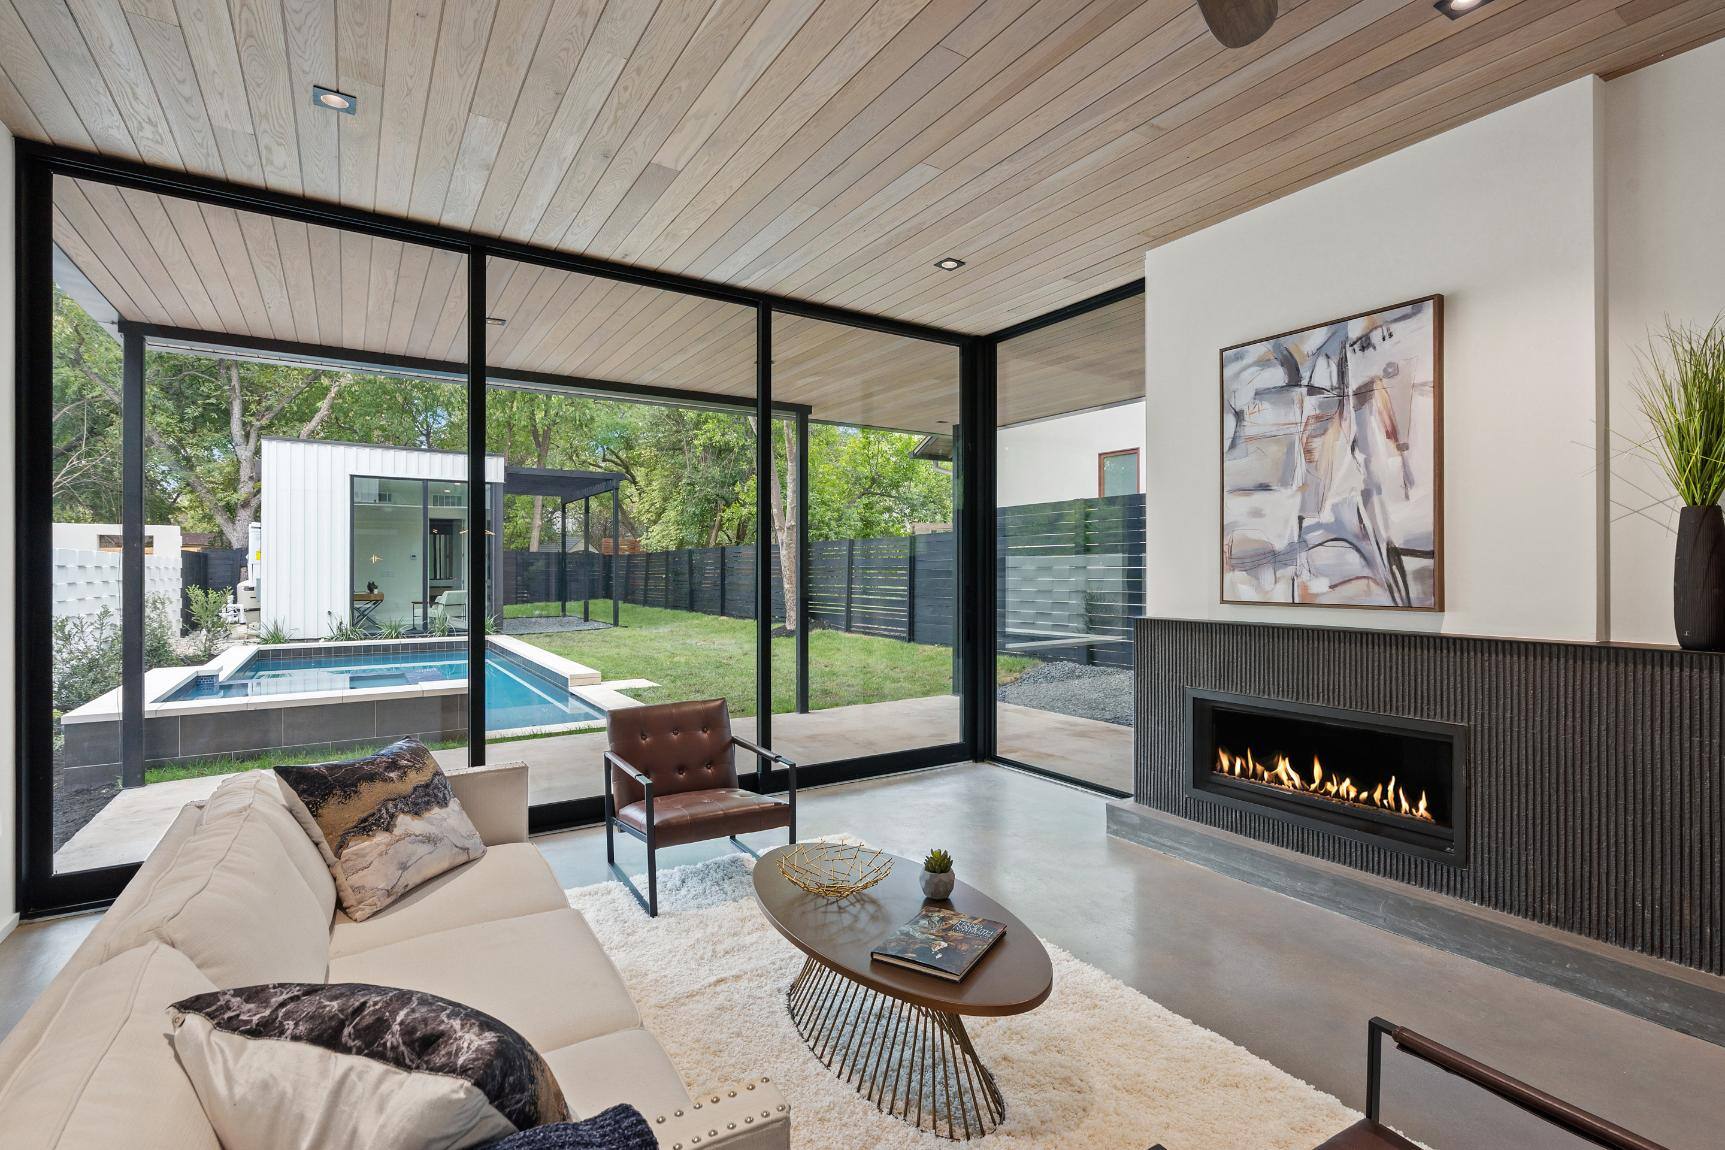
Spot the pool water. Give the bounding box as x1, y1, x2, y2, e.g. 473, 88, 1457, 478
165, 647, 604, 731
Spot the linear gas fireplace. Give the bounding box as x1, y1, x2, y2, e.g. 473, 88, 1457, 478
1186, 689, 1467, 863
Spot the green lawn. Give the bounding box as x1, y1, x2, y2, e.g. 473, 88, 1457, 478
518, 600, 1016, 716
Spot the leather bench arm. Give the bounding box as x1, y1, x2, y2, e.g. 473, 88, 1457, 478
445, 761, 528, 845
647, 1078, 790, 1150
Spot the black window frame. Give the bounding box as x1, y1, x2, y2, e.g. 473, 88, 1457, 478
12, 142, 989, 915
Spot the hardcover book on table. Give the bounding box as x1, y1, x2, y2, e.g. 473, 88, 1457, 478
870, 906, 1006, 981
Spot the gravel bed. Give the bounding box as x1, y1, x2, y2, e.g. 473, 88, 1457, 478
997, 660, 1134, 726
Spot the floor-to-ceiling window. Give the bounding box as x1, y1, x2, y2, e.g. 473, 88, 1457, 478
769, 316, 965, 767
17, 148, 975, 915
480, 258, 760, 815
993, 290, 1144, 794
43, 175, 470, 885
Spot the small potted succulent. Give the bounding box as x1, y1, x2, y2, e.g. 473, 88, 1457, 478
920, 848, 955, 900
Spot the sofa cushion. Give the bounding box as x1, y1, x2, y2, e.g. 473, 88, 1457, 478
329, 843, 570, 959
327, 909, 639, 1052
98, 801, 331, 987
201, 771, 337, 922
171, 982, 570, 1150
0, 804, 205, 1088
542, 1028, 692, 1123
0, 943, 218, 1150
276, 737, 487, 922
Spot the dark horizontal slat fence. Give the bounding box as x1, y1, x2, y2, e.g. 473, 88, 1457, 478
997, 493, 1145, 667
496, 493, 1142, 657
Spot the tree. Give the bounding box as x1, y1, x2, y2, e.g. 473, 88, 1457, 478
52, 290, 475, 547
748, 417, 799, 632
50, 290, 124, 522
806, 425, 952, 540
55, 291, 353, 546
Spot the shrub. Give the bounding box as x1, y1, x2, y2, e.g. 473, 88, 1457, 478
184, 585, 232, 663
325, 612, 367, 642
144, 593, 180, 668
51, 608, 122, 714
258, 619, 292, 646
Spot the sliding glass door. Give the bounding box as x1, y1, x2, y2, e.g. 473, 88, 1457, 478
15, 147, 975, 916
38, 172, 470, 894
768, 316, 965, 769
993, 291, 1145, 794
480, 257, 759, 818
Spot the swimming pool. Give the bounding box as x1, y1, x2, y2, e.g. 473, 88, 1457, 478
166, 644, 605, 731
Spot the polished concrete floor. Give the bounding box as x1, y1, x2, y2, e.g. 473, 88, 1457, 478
8, 763, 1716, 1148
52, 696, 1130, 871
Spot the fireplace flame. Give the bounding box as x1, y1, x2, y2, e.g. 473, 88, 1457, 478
1215, 747, 1434, 823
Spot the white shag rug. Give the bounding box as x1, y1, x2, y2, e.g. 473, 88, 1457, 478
567, 850, 1359, 1149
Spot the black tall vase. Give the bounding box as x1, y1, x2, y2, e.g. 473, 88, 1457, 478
1674, 505, 1725, 651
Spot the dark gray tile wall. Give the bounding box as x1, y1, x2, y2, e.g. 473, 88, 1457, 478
1134, 618, 1725, 974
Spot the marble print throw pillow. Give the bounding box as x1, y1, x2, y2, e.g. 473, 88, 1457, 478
171, 983, 569, 1150
476, 1106, 657, 1149
275, 737, 485, 921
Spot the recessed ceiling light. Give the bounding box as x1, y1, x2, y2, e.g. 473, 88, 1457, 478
934, 257, 966, 271
1434, 0, 1494, 18
311, 85, 357, 114
485, 316, 507, 327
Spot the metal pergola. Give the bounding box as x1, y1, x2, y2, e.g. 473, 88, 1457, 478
503, 466, 626, 628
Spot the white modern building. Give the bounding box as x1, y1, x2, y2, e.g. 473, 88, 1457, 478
996, 400, 1145, 508
259, 439, 506, 639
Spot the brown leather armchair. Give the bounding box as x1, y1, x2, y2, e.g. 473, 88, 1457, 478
604, 698, 796, 917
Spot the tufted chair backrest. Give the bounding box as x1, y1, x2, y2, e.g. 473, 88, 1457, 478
606, 698, 737, 806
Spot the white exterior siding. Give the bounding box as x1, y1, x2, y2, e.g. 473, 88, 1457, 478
259, 439, 505, 639
997, 401, 1145, 508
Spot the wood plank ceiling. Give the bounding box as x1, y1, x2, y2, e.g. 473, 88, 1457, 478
10, 0, 1725, 429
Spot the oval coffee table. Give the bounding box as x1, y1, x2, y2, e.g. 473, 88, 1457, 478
753, 845, 1052, 1140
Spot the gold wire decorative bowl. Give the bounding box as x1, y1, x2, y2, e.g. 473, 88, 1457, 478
777, 841, 894, 899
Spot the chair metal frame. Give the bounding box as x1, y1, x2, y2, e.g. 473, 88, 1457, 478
1365, 1017, 1670, 1150
604, 732, 797, 917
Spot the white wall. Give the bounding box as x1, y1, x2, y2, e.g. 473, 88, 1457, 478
1145, 79, 1608, 642
1604, 39, 1725, 644
1, 119, 16, 939
51, 524, 183, 624
998, 401, 1145, 507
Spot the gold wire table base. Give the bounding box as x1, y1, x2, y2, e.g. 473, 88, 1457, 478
785, 956, 1007, 1141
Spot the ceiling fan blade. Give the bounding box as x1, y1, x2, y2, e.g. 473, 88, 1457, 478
1197, 0, 1278, 48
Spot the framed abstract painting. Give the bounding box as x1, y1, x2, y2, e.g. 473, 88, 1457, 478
1220, 295, 1443, 609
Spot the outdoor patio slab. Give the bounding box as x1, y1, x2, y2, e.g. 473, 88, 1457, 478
49, 696, 1132, 872
447, 696, 1131, 804
52, 774, 228, 873
997, 702, 1133, 792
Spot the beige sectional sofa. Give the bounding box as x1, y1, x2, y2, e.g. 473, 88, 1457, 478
0, 762, 790, 1150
